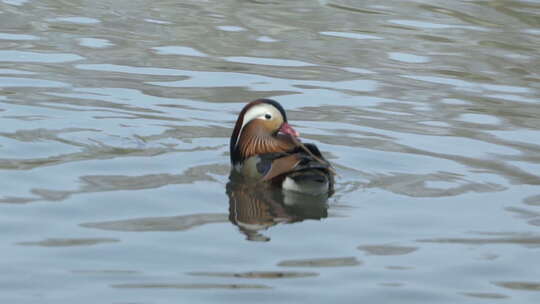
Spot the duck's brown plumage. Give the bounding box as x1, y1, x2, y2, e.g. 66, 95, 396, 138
230, 99, 334, 194
237, 123, 297, 160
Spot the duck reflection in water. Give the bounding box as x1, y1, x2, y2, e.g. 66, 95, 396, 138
226, 179, 329, 242
227, 99, 335, 241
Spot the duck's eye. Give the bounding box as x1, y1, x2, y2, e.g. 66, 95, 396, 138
265, 114, 272, 120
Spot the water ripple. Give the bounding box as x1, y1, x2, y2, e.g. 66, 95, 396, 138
0, 50, 84, 63
1, 0, 539, 303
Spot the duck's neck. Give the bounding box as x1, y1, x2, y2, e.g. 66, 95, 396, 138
236, 127, 296, 162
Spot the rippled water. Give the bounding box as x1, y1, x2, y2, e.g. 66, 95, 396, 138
1, 0, 540, 303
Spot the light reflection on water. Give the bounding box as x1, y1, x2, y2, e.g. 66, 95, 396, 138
1, 0, 540, 303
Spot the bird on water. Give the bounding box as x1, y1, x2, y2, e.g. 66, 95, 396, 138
229, 99, 335, 195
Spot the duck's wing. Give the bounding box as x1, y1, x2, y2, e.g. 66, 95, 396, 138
260, 143, 333, 182
261, 154, 303, 181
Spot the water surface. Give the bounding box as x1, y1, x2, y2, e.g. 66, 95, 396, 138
1, 0, 540, 303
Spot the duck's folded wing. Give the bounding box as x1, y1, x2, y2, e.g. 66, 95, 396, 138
261, 151, 332, 181
261, 154, 303, 181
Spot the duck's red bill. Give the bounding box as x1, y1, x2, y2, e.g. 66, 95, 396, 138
279, 122, 300, 138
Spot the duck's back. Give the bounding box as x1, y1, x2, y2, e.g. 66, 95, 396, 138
234, 143, 334, 195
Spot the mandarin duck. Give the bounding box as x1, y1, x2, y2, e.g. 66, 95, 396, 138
229, 99, 335, 195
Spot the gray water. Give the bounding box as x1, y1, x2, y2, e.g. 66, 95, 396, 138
1, 0, 540, 303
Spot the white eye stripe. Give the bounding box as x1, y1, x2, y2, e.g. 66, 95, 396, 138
240, 104, 279, 130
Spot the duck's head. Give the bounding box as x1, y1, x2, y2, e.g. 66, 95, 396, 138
230, 99, 299, 165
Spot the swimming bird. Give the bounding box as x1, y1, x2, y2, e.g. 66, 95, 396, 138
229, 99, 335, 195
